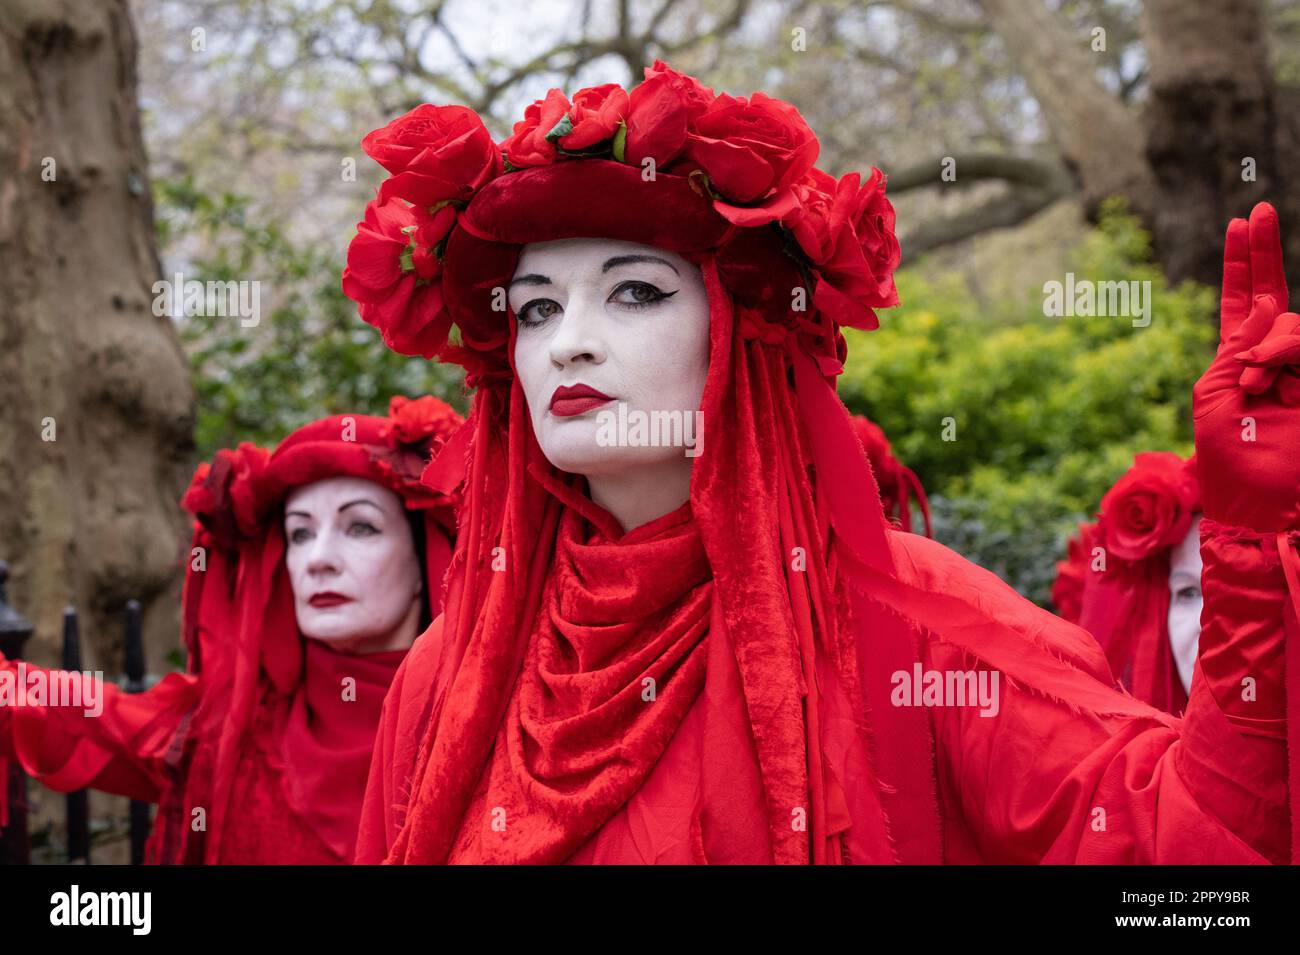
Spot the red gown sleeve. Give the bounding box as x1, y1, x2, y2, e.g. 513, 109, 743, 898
888, 529, 1288, 863
0, 652, 200, 811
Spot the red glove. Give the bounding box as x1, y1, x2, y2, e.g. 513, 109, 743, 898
1190, 203, 1297, 865
1194, 202, 1298, 532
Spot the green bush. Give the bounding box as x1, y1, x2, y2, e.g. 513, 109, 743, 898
838, 204, 1216, 605
157, 176, 468, 460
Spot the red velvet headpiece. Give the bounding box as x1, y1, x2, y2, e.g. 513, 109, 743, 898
342, 60, 899, 381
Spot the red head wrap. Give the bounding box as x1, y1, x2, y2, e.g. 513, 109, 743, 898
848, 414, 932, 536
1053, 452, 1200, 714
152, 395, 463, 863
345, 63, 943, 864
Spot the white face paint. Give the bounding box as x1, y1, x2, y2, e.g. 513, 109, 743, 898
509, 237, 711, 532
283, 476, 422, 654
1166, 514, 1203, 694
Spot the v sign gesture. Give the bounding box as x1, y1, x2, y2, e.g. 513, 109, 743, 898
1195, 203, 1298, 531
1191, 202, 1298, 863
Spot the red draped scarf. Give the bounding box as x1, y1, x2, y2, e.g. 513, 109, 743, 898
280, 641, 408, 859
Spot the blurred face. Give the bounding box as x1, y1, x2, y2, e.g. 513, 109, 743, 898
283, 476, 422, 654
509, 237, 711, 481
1166, 515, 1203, 694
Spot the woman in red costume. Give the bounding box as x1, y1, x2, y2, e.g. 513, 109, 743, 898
347, 63, 1296, 864
0, 395, 462, 863
849, 414, 931, 536
1053, 453, 1201, 714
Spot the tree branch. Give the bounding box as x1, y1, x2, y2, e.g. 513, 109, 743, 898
884, 152, 1075, 194
974, 0, 1154, 217
900, 186, 1071, 261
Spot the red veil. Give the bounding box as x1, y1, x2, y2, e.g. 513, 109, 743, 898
153, 395, 462, 863
375, 162, 939, 863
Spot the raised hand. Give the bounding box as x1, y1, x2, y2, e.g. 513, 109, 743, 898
1194, 203, 1300, 533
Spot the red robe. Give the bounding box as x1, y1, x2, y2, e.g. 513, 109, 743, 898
359, 521, 1287, 864
354, 188, 1292, 865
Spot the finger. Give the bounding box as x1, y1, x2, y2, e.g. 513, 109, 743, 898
1196, 295, 1280, 409
1220, 216, 1252, 344
1249, 202, 1289, 312
1204, 293, 1278, 390
1225, 293, 1280, 353
1240, 367, 1277, 395
1239, 310, 1300, 394
1235, 312, 1300, 366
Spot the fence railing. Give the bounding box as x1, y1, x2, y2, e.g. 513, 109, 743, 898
0, 560, 155, 865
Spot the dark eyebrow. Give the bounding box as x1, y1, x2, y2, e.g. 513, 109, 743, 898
602, 254, 680, 275
509, 273, 552, 288
509, 255, 678, 290
285, 498, 382, 521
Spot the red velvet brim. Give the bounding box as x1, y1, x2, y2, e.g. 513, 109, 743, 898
261, 414, 442, 516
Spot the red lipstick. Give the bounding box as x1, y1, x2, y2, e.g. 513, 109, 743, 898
549, 383, 614, 417
309, 592, 353, 608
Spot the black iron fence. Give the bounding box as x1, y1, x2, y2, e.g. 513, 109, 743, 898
0, 560, 155, 865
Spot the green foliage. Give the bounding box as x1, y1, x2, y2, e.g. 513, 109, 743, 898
157, 175, 468, 459
839, 204, 1216, 605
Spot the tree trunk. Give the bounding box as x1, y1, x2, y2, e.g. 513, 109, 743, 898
0, 0, 194, 674
1142, 0, 1298, 291
975, 0, 1156, 220
974, 0, 1298, 294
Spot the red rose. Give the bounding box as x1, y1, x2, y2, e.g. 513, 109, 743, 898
623, 71, 691, 168
184, 444, 272, 544
384, 395, 464, 447
226, 443, 272, 535
852, 168, 902, 297
560, 84, 629, 151
341, 197, 453, 359
785, 167, 839, 259
370, 396, 466, 504
1098, 452, 1200, 562
787, 168, 900, 330
180, 461, 215, 520
363, 104, 500, 209
501, 89, 571, 168
681, 91, 818, 219
643, 60, 715, 120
